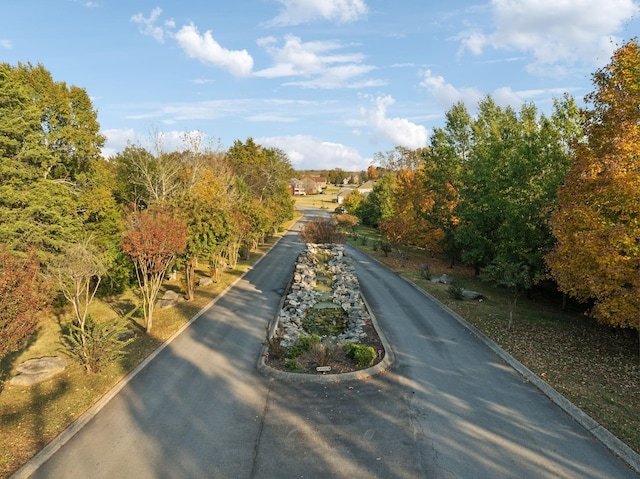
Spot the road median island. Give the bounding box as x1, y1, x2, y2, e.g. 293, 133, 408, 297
258, 243, 395, 383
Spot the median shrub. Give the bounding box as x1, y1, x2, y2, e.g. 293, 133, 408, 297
343, 342, 377, 368
300, 219, 344, 244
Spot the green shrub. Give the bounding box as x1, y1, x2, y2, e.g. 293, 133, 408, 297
62, 316, 134, 373
343, 342, 377, 368
288, 345, 302, 358
284, 359, 302, 371
295, 334, 320, 352
419, 263, 431, 280
379, 241, 392, 257
447, 281, 465, 300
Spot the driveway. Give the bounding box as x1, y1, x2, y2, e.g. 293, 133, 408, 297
15, 211, 639, 478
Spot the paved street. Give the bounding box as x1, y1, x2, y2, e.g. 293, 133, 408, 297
16, 211, 639, 478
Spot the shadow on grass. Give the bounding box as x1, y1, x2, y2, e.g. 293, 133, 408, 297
0, 331, 40, 387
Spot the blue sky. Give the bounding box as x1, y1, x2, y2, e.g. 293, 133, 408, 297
2, 1, 639, 171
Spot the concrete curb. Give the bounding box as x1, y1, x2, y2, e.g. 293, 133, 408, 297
353, 246, 640, 475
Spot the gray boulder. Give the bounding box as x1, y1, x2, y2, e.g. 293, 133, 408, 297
156, 289, 184, 309
431, 273, 451, 284
461, 290, 484, 300
9, 356, 68, 386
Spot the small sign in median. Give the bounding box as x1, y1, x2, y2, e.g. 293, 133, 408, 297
316, 366, 331, 373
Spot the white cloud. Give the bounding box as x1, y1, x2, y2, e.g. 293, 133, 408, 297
255, 34, 379, 88
363, 95, 428, 149
175, 23, 254, 77
102, 128, 210, 158
191, 78, 214, 85
131, 10, 253, 77
72, 0, 99, 7
267, 0, 368, 26
460, 0, 638, 75
419, 69, 577, 111
420, 70, 484, 108
245, 113, 298, 122
492, 86, 526, 107
130, 7, 174, 43
0, 39, 12, 49
258, 134, 369, 170
101, 128, 140, 158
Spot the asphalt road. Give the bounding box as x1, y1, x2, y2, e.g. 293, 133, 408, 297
15, 209, 639, 478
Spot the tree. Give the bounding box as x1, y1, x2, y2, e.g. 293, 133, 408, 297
49, 237, 130, 373
0, 63, 105, 265
0, 247, 52, 361
455, 97, 513, 273
226, 138, 293, 203
112, 143, 181, 207
359, 173, 395, 228
334, 213, 358, 234
378, 159, 440, 251
421, 102, 471, 264
342, 189, 365, 215
455, 96, 577, 279
50, 237, 107, 347
547, 39, 640, 337
10, 62, 105, 181
121, 208, 187, 332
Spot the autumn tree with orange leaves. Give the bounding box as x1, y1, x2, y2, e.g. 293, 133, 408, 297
121, 208, 187, 332
547, 39, 640, 337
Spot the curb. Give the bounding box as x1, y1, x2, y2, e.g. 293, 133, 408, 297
350, 245, 640, 475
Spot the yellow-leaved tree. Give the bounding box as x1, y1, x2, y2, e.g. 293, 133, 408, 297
547, 39, 640, 340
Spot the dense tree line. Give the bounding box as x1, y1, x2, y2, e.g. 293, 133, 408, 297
346, 40, 640, 335
0, 63, 294, 367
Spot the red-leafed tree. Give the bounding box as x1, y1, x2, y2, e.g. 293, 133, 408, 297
0, 246, 52, 360
121, 208, 187, 332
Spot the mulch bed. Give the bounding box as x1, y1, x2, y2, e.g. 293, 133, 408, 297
265, 316, 385, 375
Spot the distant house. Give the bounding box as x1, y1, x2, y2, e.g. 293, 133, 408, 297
313, 175, 328, 190
343, 174, 360, 185
336, 180, 376, 205
300, 174, 327, 194
289, 178, 305, 195
357, 180, 376, 196
336, 186, 355, 205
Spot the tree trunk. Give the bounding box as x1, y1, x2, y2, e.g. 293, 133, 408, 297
184, 256, 196, 301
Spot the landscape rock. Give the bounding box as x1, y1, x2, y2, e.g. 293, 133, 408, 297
275, 243, 372, 347
156, 289, 184, 309
118, 330, 136, 341
431, 273, 451, 284
197, 277, 213, 287
461, 290, 484, 300
9, 356, 68, 386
